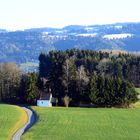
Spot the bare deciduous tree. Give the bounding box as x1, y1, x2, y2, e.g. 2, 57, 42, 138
0, 63, 21, 101
62, 58, 76, 95
62, 95, 72, 107
76, 65, 89, 96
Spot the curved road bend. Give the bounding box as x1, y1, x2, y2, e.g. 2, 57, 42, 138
12, 107, 36, 140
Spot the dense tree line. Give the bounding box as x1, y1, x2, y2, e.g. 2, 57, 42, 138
0, 63, 38, 104
39, 49, 139, 107
0, 49, 139, 107
39, 49, 140, 86
90, 74, 137, 107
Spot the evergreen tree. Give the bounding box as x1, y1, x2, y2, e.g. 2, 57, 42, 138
121, 80, 138, 107
97, 74, 105, 105
104, 77, 112, 106
89, 72, 98, 104
25, 73, 39, 104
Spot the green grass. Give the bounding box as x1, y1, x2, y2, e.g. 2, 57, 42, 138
23, 107, 140, 140
0, 104, 27, 140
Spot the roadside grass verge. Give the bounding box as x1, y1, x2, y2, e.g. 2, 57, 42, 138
0, 104, 28, 140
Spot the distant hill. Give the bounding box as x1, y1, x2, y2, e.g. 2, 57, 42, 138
0, 22, 140, 65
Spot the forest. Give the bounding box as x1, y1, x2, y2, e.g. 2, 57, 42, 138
0, 49, 139, 107
38, 49, 140, 107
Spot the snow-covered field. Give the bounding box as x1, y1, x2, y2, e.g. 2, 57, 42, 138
76, 33, 97, 37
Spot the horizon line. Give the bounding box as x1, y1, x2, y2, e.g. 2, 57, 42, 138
1, 21, 140, 31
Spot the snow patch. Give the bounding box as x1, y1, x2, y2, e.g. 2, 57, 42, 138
114, 25, 123, 29
84, 27, 94, 31
103, 34, 133, 40
76, 33, 97, 37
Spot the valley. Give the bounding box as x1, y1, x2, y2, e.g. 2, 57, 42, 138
0, 22, 140, 69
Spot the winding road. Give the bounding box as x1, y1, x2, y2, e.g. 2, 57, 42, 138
12, 107, 36, 140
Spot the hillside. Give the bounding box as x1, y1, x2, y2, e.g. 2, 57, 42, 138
0, 22, 140, 65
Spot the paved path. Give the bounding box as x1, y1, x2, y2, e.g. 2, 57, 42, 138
12, 107, 36, 140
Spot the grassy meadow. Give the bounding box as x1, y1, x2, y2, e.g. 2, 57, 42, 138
0, 104, 28, 140
23, 107, 140, 140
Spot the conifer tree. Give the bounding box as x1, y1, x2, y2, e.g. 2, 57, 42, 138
97, 74, 105, 105
25, 73, 38, 104
89, 72, 98, 104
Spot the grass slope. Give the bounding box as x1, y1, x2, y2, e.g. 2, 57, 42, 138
23, 107, 140, 140
0, 104, 28, 140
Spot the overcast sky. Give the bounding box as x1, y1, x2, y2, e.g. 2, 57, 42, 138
0, 0, 140, 30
